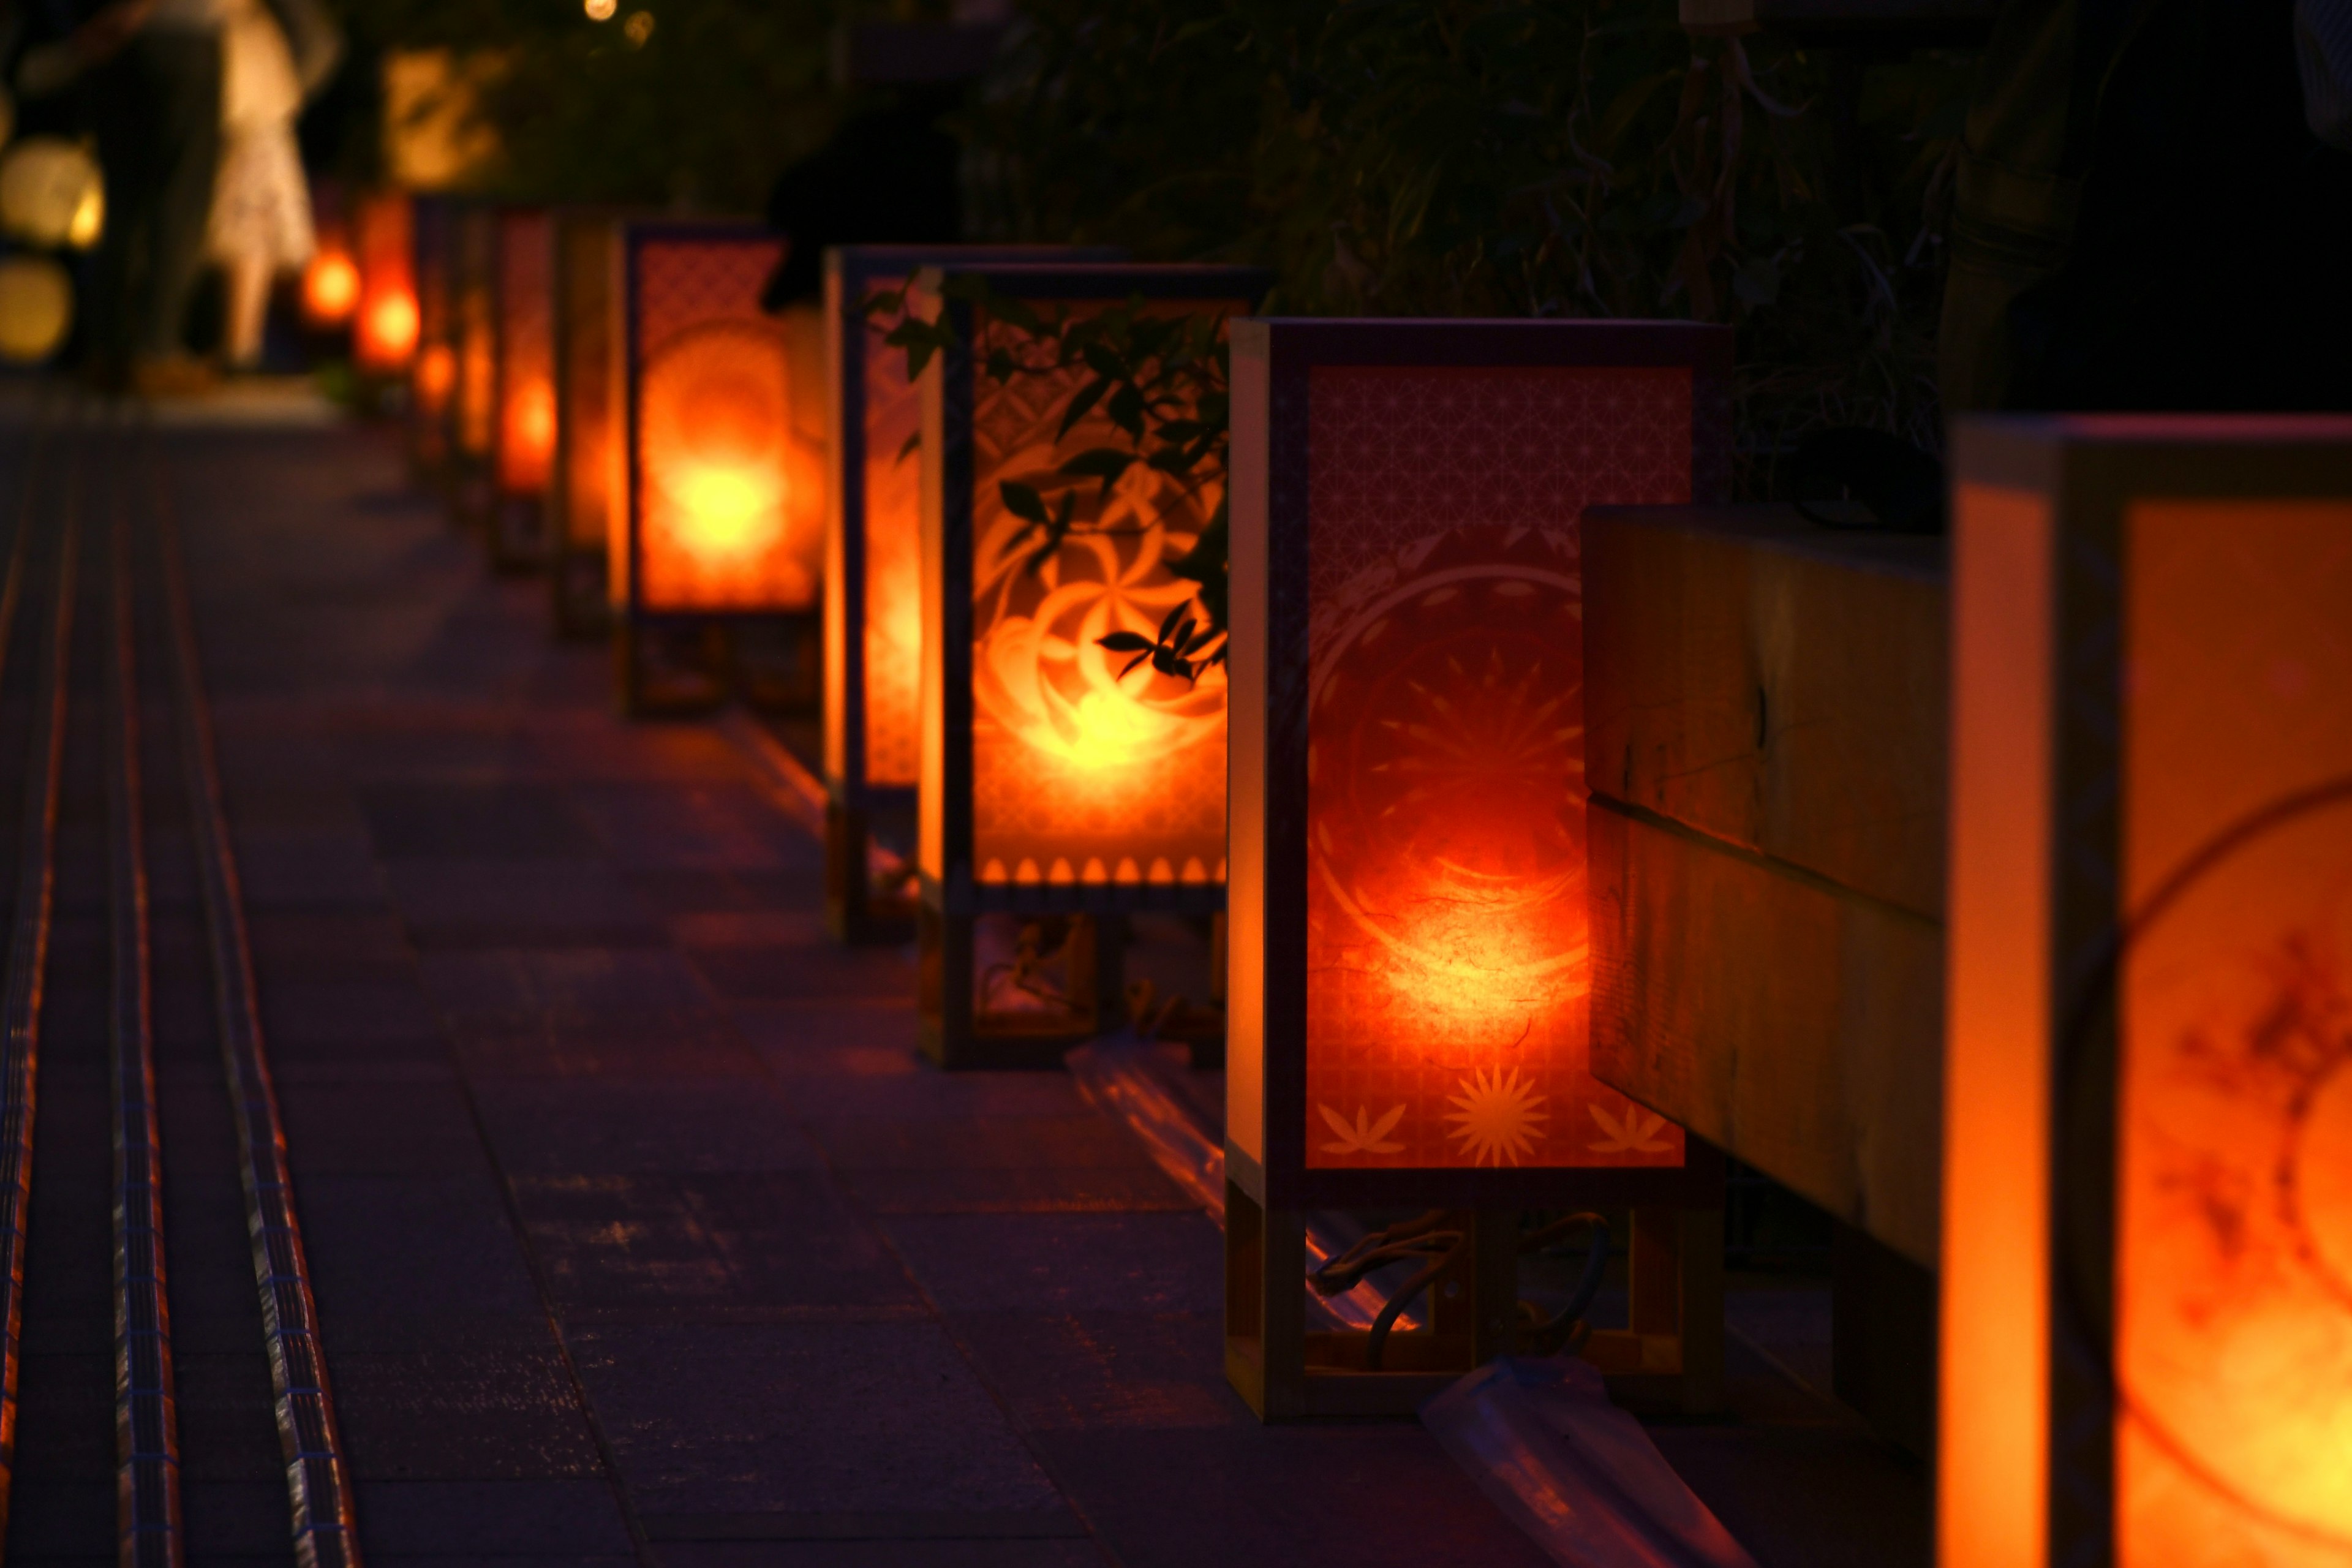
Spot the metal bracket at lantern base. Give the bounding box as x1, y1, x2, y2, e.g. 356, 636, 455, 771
1223, 1186, 1727, 1422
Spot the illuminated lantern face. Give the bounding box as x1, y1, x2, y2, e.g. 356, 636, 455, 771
494, 208, 556, 498
456, 208, 497, 461
304, 249, 360, 325
551, 209, 623, 630
622, 228, 821, 615
850, 272, 925, 789
415, 343, 456, 412
1943, 418, 2352, 1568
352, 189, 418, 371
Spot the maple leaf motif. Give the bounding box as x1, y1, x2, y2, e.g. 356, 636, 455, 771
1317, 1101, 1408, 1155
1586, 1101, 1673, 1154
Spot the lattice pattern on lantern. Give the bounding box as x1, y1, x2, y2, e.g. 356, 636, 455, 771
353, 191, 416, 371
627, 232, 820, 614
964, 303, 1229, 889
858, 282, 924, 789
1302, 366, 1692, 1174
1942, 417, 2352, 1568
494, 208, 554, 497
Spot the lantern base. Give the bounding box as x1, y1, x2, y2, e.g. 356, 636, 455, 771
1224, 1188, 1726, 1422
825, 794, 916, 945
489, 492, 551, 573
614, 613, 821, 718
550, 544, 610, 640
449, 458, 494, 540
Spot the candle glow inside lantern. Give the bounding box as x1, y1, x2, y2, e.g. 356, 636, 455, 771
914, 263, 1265, 1066
820, 244, 1121, 943
614, 222, 824, 714
352, 190, 418, 372
406, 194, 458, 481
1224, 318, 1734, 1419
1942, 414, 2352, 1568
490, 206, 556, 569
549, 209, 628, 637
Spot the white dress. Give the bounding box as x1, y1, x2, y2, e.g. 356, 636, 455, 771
205, 0, 314, 270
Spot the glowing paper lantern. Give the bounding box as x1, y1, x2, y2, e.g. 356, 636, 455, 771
353, 190, 418, 373
549, 208, 632, 637
407, 195, 458, 481
1942, 415, 2352, 1568
0, 137, 103, 249
820, 244, 1121, 943
489, 206, 556, 568
0, 255, 73, 363
303, 249, 359, 325
911, 263, 1264, 1067
1223, 318, 1734, 1419
451, 202, 499, 528
614, 221, 824, 713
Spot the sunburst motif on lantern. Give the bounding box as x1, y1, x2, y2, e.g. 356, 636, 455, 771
489, 206, 556, 570
549, 208, 631, 637
912, 263, 1264, 1068
614, 221, 824, 714
406, 195, 458, 482
819, 246, 1121, 943
351, 190, 418, 372
1223, 318, 1734, 1420
1943, 414, 2352, 1568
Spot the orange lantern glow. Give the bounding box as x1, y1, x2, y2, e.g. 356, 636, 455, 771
451, 202, 499, 529
549, 208, 631, 637
406, 195, 457, 480
820, 244, 1122, 943
911, 263, 1264, 1067
350, 186, 419, 370
1223, 319, 1734, 1419
614, 221, 824, 714
1943, 414, 2352, 1568
304, 249, 360, 326
489, 206, 555, 568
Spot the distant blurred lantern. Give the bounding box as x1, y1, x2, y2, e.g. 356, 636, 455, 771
1942, 415, 2352, 1568
0, 136, 103, 249
489, 206, 555, 569
911, 263, 1264, 1068
0, 255, 72, 363
614, 221, 824, 714
820, 244, 1121, 943
302, 249, 359, 325
1223, 318, 1735, 1419
549, 208, 630, 637
407, 194, 458, 482
352, 190, 418, 374
585, 0, 616, 17
451, 202, 499, 529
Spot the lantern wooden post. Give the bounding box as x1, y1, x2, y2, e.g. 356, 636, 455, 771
488, 206, 556, 571
614, 221, 824, 717
352, 190, 417, 383
1942, 415, 2352, 1568
549, 209, 631, 639
820, 244, 1121, 944
450, 201, 499, 533
407, 194, 458, 487
915, 263, 1266, 1067
1224, 318, 1735, 1420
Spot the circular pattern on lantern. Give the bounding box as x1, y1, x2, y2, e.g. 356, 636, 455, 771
2113, 783, 2352, 1552
641, 320, 791, 563
0, 255, 74, 363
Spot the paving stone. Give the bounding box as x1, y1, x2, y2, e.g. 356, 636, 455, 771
809, 1117, 1162, 1174
359, 783, 601, 859
446, 1006, 762, 1081
277, 1081, 494, 1177
175, 1351, 296, 1481
625, 869, 818, 916
260, 976, 442, 1047
228, 827, 388, 907
655, 1544, 1107, 1568
688, 946, 914, 1005
568, 1321, 1061, 1518
296, 1174, 544, 1321
182, 1477, 304, 1557
350, 1480, 637, 1556
326, 1345, 606, 1480
839, 1168, 1197, 1216
246, 909, 417, 984
770, 1069, 1085, 1123
417, 948, 715, 1016
944, 1313, 1246, 1433
1648, 1425, 1931, 1568
567, 783, 821, 873
882, 1214, 1224, 1316
470, 1079, 824, 1176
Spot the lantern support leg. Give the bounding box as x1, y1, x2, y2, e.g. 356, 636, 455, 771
550, 540, 608, 640
1586, 1203, 1725, 1415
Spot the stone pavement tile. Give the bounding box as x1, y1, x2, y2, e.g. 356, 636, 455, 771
335, 725, 522, 783
277, 1081, 494, 1177
352, 1480, 636, 1556
246, 908, 416, 984
260, 976, 442, 1048
670, 911, 830, 948
469, 1079, 824, 1176
658, 1545, 1107, 1568
569, 1321, 1061, 1518
513, 719, 752, 783
447, 1007, 763, 1081
809, 1117, 1160, 1173
946, 1313, 1245, 1433
688, 946, 914, 1006
359, 782, 601, 859
881, 1215, 1223, 1316
567, 783, 821, 873
507, 1172, 920, 1316
1648, 1426, 1930, 1568
326, 1344, 606, 1480
12, 1353, 114, 1474
228, 827, 387, 908
840, 1169, 1198, 1216
771, 1069, 1083, 1123
175, 1352, 297, 1480
296, 1175, 545, 1321
384, 861, 668, 949
625, 869, 818, 917
183, 1477, 301, 1558
0, 1480, 111, 1558
1030, 1427, 1558, 1568
418, 949, 715, 1017
732, 1001, 922, 1059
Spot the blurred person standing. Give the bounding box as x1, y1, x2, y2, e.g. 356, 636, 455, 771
205, 0, 310, 371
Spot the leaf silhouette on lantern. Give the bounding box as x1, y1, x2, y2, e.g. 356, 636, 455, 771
1318, 1101, 1408, 1155
1586, 1101, 1673, 1155
1446, 1066, 1549, 1166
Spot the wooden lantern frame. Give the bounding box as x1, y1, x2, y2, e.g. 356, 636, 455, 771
406, 194, 458, 486
548, 208, 634, 639
352, 189, 416, 381
1224, 317, 1735, 1420
1942, 413, 2352, 1568
488, 205, 556, 572
916, 263, 1268, 1068
820, 244, 1122, 944
614, 219, 817, 717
